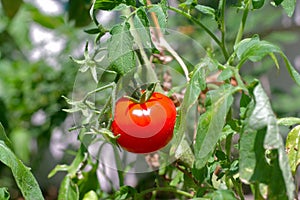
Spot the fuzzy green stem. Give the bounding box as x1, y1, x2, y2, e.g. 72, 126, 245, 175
112, 146, 124, 187
234, 0, 250, 47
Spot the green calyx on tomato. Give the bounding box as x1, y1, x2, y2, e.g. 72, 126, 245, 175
111, 84, 177, 154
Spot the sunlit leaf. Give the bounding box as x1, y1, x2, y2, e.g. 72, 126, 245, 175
0, 188, 10, 200
278, 117, 300, 127
171, 58, 217, 158
194, 85, 234, 169
282, 0, 296, 17
203, 189, 237, 199
83, 190, 98, 200
0, 123, 13, 150
195, 5, 215, 18
0, 141, 44, 199
286, 125, 300, 175
239, 83, 295, 200
133, 8, 154, 50
235, 36, 281, 63
235, 36, 300, 87
108, 23, 136, 75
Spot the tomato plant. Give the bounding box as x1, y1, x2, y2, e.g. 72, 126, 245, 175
1, 0, 300, 199
111, 91, 176, 153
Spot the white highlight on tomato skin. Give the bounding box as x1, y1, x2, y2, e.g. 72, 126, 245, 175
132, 109, 150, 117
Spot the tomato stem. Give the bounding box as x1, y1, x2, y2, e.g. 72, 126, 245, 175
124, 82, 159, 104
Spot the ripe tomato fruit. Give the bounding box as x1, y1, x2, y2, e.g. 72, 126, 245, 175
111, 92, 176, 154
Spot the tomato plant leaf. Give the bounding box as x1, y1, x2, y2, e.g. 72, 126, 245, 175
235, 36, 281, 63
93, 0, 130, 10
285, 125, 300, 175
203, 189, 237, 199
108, 22, 136, 75
0, 123, 13, 150
239, 83, 295, 199
273, 0, 284, 6
77, 162, 100, 199
280, 53, 300, 87
58, 176, 79, 200
235, 36, 300, 87
0, 140, 44, 199
171, 58, 217, 158
278, 117, 300, 126
281, 0, 296, 17
0, 188, 10, 200
194, 5, 216, 18
148, 5, 167, 32
49, 145, 88, 178
133, 8, 155, 50
82, 190, 98, 200
252, 0, 265, 9
114, 185, 136, 200
194, 85, 234, 169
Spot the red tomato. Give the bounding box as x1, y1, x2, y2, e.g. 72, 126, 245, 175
111, 92, 177, 153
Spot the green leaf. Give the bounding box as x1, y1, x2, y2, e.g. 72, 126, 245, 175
195, 5, 215, 18
282, 0, 296, 17
78, 162, 100, 200
286, 125, 300, 175
239, 83, 295, 200
48, 164, 70, 178
217, 68, 233, 81
93, 0, 135, 11
278, 117, 300, 127
148, 5, 167, 32
0, 123, 13, 150
114, 186, 136, 200
252, 0, 265, 9
171, 58, 217, 156
273, 0, 284, 6
0, 140, 44, 199
0, 188, 10, 200
83, 190, 98, 200
280, 53, 300, 87
194, 85, 234, 168
175, 138, 195, 167
49, 145, 88, 178
58, 176, 79, 200
108, 22, 136, 75
203, 189, 237, 199
133, 8, 154, 50
1, 0, 23, 19
235, 36, 281, 63
235, 36, 300, 87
